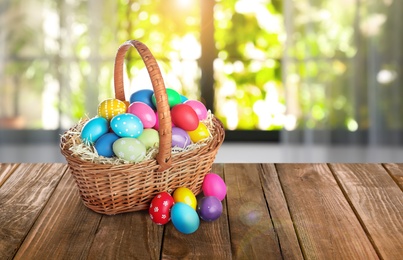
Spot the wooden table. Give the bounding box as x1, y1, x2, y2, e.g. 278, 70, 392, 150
1, 163, 402, 259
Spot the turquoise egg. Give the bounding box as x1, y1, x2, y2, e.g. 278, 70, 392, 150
80, 117, 109, 145
111, 113, 144, 138
171, 202, 200, 234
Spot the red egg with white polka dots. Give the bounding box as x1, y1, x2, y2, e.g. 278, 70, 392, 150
149, 192, 175, 225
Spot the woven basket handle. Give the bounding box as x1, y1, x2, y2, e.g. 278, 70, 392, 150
114, 40, 172, 171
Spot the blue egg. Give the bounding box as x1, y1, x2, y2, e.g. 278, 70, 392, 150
110, 113, 144, 138
180, 95, 188, 103
81, 117, 109, 145
130, 89, 156, 110
94, 133, 120, 157
171, 202, 200, 234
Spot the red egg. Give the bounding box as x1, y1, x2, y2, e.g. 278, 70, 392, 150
171, 104, 199, 131
149, 192, 175, 225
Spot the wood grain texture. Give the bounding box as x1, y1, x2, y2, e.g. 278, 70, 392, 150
14, 168, 102, 260
329, 163, 403, 260
383, 163, 403, 189
276, 164, 378, 260
87, 210, 163, 259
161, 163, 232, 259
0, 163, 67, 260
0, 163, 19, 187
224, 163, 282, 259
260, 164, 303, 260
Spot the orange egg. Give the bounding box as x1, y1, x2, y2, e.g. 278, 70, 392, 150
97, 98, 127, 120
187, 122, 210, 143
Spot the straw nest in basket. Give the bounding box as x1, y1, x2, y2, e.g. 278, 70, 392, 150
61, 110, 217, 165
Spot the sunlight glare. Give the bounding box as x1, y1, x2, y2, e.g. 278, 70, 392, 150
176, 0, 193, 8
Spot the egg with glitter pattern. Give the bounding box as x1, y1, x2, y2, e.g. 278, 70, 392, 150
112, 137, 146, 162
110, 113, 144, 138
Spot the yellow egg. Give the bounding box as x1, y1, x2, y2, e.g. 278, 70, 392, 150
173, 187, 197, 210
97, 98, 127, 120
187, 122, 210, 143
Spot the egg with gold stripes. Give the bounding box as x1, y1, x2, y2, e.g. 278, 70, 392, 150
97, 98, 127, 121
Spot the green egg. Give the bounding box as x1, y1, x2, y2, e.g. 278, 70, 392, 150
152, 88, 181, 108
113, 137, 146, 163
137, 129, 159, 150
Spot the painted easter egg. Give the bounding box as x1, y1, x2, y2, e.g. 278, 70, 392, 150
202, 173, 227, 201
137, 128, 159, 149
173, 187, 197, 210
180, 95, 188, 103
197, 196, 223, 222
187, 122, 210, 143
112, 137, 146, 162
149, 192, 175, 225
80, 117, 109, 145
171, 202, 200, 234
94, 132, 120, 157
130, 89, 156, 110
184, 100, 208, 120
128, 101, 156, 128
171, 127, 191, 149
171, 104, 199, 131
97, 98, 127, 121
110, 113, 143, 138
151, 88, 181, 108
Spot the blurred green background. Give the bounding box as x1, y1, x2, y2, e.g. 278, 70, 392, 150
1, 0, 402, 141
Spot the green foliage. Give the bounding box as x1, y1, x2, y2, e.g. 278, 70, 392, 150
214, 0, 284, 130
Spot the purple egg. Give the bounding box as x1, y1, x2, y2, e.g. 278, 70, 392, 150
171, 127, 191, 148
197, 196, 223, 222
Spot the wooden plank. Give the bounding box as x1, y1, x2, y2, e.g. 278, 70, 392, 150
0, 163, 67, 260
14, 167, 102, 259
86, 211, 163, 259
260, 164, 304, 260
224, 163, 282, 259
329, 163, 403, 259
276, 164, 378, 260
0, 163, 19, 187
383, 163, 403, 189
161, 163, 232, 259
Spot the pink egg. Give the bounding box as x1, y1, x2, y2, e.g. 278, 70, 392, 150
184, 100, 208, 120
202, 173, 227, 201
128, 102, 156, 128
171, 104, 199, 131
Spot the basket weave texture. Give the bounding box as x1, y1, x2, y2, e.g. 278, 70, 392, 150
60, 40, 225, 215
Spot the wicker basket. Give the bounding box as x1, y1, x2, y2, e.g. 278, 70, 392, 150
60, 40, 225, 215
